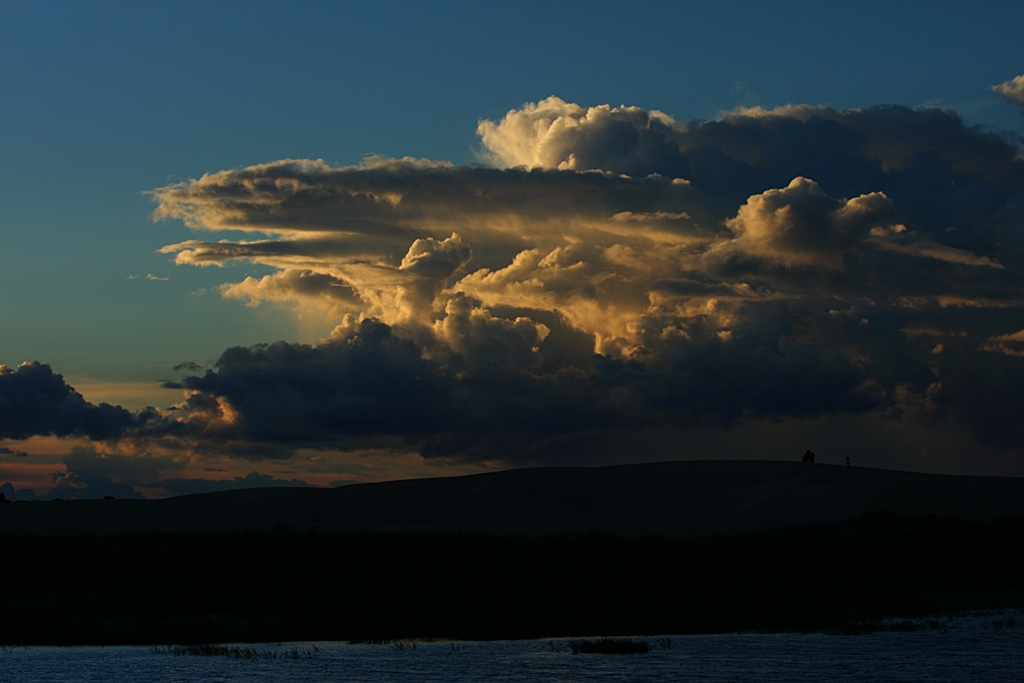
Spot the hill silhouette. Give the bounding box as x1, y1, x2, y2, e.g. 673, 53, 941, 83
3, 460, 1024, 536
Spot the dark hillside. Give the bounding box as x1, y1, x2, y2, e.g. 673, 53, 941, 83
3, 460, 1024, 536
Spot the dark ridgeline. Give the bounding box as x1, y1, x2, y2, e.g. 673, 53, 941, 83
4, 460, 1024, 537
1, 460, 1024, 645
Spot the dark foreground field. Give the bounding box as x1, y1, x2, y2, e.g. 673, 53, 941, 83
3, 513, 1024, 645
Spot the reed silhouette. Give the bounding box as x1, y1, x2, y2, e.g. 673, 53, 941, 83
567, 638, 650, 654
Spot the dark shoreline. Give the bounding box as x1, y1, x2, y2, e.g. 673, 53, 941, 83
4, 512, 1023, 646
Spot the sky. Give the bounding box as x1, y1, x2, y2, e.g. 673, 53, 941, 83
2, 1, 1024, 499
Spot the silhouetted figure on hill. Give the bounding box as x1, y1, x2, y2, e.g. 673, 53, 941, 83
802, 450, 815, 463
846, 457, 851, 467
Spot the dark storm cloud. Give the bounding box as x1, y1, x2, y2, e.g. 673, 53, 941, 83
0, 362, 147, 441
139, 97, 1024, 461
173, 318, 621, 453
169, 314, 876, 461
179, 319, 451, 442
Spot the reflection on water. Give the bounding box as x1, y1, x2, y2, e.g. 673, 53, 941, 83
2, 613, 1022, 683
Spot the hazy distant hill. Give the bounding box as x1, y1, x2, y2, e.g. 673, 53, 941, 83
4, 460, 1024, 537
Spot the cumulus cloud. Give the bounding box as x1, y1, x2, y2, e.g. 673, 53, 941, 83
993, 74, 1024, 107
128, 97, 1024, 462
400, 233, 472, 279
717, 177, 898, 268
48, 468, 143, 500
3, 444, 313, 500
434, 293, 550, 372
62, 446, 182, 481
477, 97, 686, 177
0, 447, 173, 500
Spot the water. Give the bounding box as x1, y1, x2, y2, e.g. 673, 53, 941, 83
2, 613, 1021, 682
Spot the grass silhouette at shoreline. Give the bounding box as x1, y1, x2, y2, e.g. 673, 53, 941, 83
151, 644, 319, 660
566, 638, 652, 654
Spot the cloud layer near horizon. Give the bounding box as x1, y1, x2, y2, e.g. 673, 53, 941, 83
8, 93, 1024, 473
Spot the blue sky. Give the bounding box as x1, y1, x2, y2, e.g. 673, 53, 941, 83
2, 1, 1024, 495
4, 1, 1021, 385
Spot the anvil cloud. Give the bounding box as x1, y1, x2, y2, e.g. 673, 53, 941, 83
139, 95, 1024, 462
6, 93, 1024, 473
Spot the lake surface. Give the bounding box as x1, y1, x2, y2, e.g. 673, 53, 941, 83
2, 613, 1021, 682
